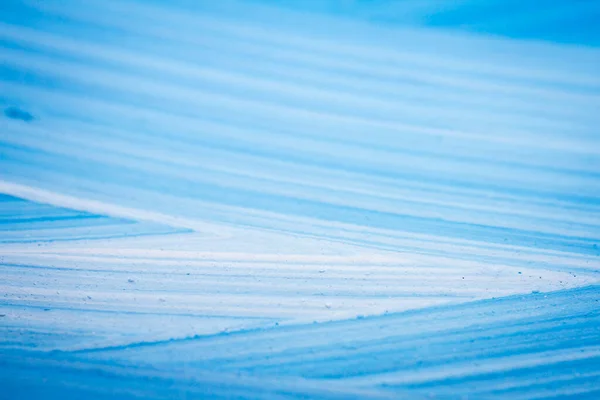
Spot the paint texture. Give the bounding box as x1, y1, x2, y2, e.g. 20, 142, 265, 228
1, 0, 599, 398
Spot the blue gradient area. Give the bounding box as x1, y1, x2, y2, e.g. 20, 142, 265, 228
0, 194, 189, 243
2, 285, 600, 399
243, 0, 600, 46
1, 0, 599, 399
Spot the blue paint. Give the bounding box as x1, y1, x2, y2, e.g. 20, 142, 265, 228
1, 0, 599, 398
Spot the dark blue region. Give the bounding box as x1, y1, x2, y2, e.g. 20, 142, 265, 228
0, 215, 102, 225
218, 0, 600, 47
1, 285, 598, 399
257, 0, 600, 47
0, 193, 188, 243
0, 354, 383, 400
0, 193, 99, 221
0, 193, 106, 224
4, 106, 34, 122
171, 285, 600, 377
422, 0, 600, 46
2, 0, 600, 47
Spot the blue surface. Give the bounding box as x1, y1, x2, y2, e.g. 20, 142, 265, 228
1, 0, 599, 398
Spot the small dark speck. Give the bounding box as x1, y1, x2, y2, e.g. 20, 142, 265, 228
128, 278, 135, 283
4, 106, 35, 122
518, 272, 522, 274
0, 314, 5, 317
532, 290, 540, 294
43, 308, 50, 311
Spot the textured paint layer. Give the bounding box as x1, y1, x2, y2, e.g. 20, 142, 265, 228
1, 0, 599, 398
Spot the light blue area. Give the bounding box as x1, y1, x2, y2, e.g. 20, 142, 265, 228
2, 141, 598, 254
1, 0, 600, 398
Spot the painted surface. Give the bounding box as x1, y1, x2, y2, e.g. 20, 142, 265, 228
1, 0, 599, 398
